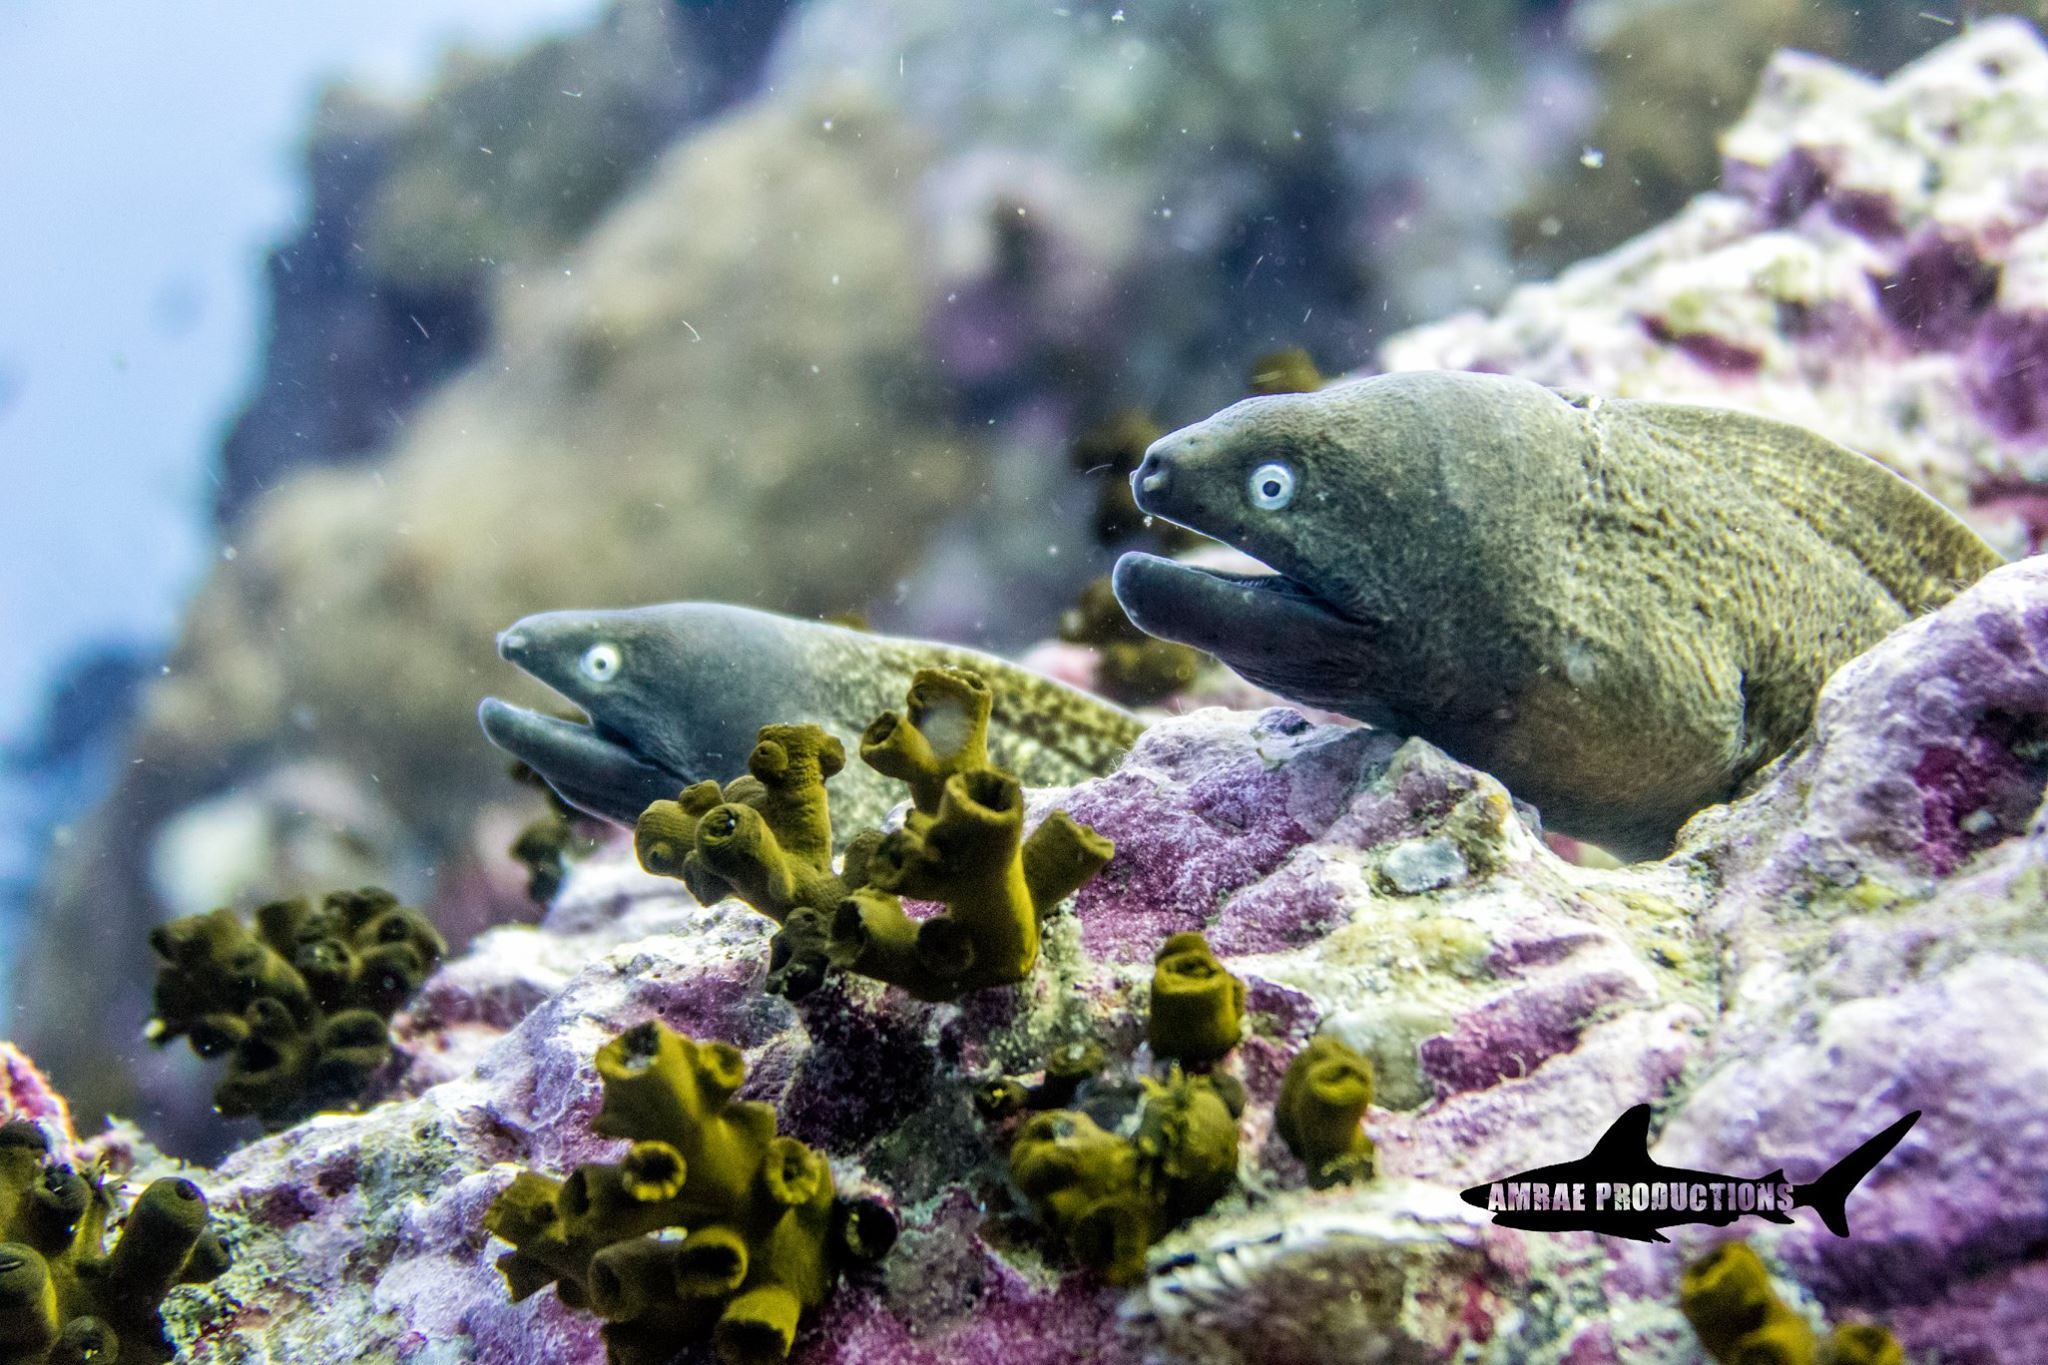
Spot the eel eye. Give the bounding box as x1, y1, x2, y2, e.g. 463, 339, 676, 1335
579, 642, 622, 683
1248, 461, 1296, 510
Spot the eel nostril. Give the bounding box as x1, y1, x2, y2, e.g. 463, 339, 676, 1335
499, 629, 529, 658
1132, 452, 1170, 500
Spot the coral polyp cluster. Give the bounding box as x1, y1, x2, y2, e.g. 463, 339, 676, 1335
484, 1021, 894, 1365
635, 667, 1113, 1001
1680, 1241, 1903, 1365
1007, 1070, 1243, 1286
980, 932, 1248, 1285
146, 888, 445, 1126
0, 1119, 229, 1365
1275, 1034, 1377, 1188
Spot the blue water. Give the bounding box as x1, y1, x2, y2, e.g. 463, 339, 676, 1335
0, 0, 606, 1007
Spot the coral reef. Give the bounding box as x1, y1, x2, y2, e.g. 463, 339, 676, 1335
23, 13, 2048, 1365
635, 668, 1112, 1002
0, 1120, 229, 1365
136, 555, 2048, 1364
146, 888, 444, 1127
485, 1021, 892, 1365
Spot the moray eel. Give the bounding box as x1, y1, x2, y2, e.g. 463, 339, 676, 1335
1113, 370, 2002, 859
480, 604, 1144, 837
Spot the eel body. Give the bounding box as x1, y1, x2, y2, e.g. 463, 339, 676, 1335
1112, 370, 2002, 859
480, 604, 1144, 839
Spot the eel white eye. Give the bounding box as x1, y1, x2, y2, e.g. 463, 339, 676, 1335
1248, 461, 1296, 510
579, 642, 622, 683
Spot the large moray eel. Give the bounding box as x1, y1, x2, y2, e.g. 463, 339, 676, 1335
480, 603, 1144, 838
1113, 370, 2001, 859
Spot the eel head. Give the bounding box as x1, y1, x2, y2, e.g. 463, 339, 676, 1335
479, 604, 800, 825
1111, 384, 1398, 722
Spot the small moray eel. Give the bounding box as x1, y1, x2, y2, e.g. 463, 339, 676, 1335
480, 604, 1144, 839
1113, 370, 2003, 860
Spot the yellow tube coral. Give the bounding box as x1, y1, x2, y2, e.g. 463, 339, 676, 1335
635, 668, 1113, 1002
146, 887, 444, 1127
1275, 1034, 1376, 1188
1146, 933, 1245, 1066
0, 1119, 229, 1365
486, 1022, 894, 1365
1680, 1242, 1816, 1365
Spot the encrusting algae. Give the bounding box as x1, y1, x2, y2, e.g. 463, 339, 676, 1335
146, 887, 445, 1127
485, 1021, 895, 1365
635, 667, 1113, 1002
1680, 1240, 1904, 1365
0, 1120, 228, 1365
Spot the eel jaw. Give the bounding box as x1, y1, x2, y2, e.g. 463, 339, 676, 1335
476, 696, 681, 827
1111, 552, 1389, 720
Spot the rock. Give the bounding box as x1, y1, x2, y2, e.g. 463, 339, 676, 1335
112, 552, 2048, 1364
1386, 18, 2048, 557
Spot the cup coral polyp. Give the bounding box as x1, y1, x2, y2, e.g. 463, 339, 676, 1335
484, 1021, 893, 1365
634, 667, 1113, 1002
1275, 1033, 1377, 1188
1008, 1070, 1242, 1286
0, 1119, 229, 1365
986, 932, 1247, 1285
1146, 932, 1246, 1066
1679, 1240, 1905, 1365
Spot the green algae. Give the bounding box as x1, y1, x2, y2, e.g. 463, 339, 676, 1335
635, 667, 1113, 1002
146, 888, 445, 1128
486, 1021, 893, 1365
0, 1120, 228, 1365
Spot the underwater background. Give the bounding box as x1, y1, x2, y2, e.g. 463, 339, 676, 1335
3, 2, 2048, 1363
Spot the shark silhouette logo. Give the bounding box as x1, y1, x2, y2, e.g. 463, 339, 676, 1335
1459, 1105, 1920, 1242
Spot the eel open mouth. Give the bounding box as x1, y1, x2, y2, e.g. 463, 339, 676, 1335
477, 695, 681, 828
1110, 552, 1383, 717
1111, 552, 1366, 648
